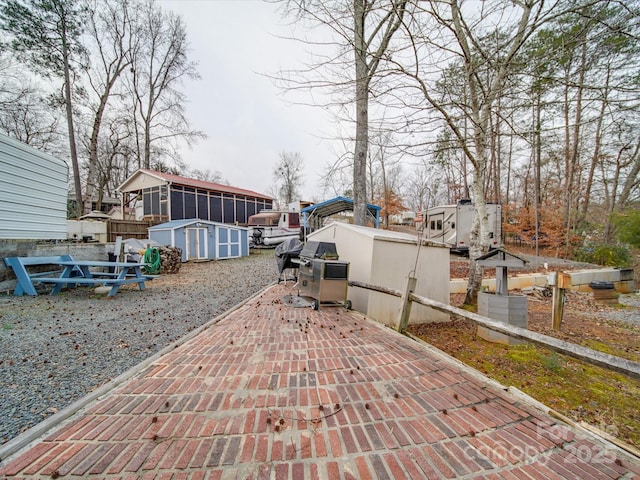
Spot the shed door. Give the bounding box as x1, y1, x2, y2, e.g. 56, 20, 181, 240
186, 228, 207, 260
218, 228, 241, 258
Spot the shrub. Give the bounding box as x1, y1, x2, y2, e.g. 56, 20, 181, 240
572, 243, 633, 267
612, 210, 640, 249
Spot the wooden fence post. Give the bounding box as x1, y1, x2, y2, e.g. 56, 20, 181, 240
398, 276, 417, 334
551, 271, 571, 331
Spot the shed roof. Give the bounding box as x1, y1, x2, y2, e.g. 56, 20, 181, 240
79, 210, 111, 220
118, 169, 273, 201
312, 221, 448, 247
148, 218, 248, 231
476, 247, 528, 268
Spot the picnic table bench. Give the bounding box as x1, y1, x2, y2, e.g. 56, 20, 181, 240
4, 255, 157, 297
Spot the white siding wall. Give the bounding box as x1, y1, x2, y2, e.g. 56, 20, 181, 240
0, 133, 68, 239
309, 222, 450, 327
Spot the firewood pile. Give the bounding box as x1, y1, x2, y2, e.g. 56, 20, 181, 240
158, 246, 182, 274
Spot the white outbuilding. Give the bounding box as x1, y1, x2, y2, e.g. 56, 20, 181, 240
0, 133, 68, 240
307, 222, 450, 328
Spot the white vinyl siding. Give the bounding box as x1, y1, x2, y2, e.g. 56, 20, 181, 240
0, 133, 68, 240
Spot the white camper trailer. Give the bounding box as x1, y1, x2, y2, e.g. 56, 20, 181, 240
425, 200, 502, 253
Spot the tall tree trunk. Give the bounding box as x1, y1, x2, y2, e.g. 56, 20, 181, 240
617, 138, 640, 209
563, 41, 587, 253
353, 0, 369, 226
579, 67, 610, 222
85, 92, 110, 214
61, 22, 82, 218
602, 150, 623, 243
534, 94, 542, 257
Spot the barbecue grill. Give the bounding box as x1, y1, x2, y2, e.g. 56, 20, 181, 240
297, 241, 350, 310
274, 237, 303, 283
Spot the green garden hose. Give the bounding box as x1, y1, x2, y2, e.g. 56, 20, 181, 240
143, 247, 162, 274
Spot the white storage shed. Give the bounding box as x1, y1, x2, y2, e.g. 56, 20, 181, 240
307, 222, 450, 328
148, 219, 249, 262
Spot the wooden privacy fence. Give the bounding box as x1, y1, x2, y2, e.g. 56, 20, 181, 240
348, 279, 640, 381
106, 219, 155, 243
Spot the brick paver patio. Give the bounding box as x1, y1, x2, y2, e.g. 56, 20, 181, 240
1, 283, 639, 479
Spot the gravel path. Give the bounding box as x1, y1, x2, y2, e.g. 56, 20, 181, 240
587, 292, 640, 327
0, 250, 279, 445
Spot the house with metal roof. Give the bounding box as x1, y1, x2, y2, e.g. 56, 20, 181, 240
117, 169, 273, 225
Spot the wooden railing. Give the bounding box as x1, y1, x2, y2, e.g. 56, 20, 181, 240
348, 279, 640, 380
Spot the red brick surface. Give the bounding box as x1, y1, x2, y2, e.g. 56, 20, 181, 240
1, 283, 638, 479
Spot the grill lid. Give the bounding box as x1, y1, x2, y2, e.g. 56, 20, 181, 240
300, 241, 339, 259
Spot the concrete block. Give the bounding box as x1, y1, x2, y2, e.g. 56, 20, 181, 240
477, 292, 528, 345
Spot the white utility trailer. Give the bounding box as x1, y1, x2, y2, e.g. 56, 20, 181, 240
425, 200, 502, 253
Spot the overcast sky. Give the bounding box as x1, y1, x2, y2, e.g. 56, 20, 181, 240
158, 0, 338, 202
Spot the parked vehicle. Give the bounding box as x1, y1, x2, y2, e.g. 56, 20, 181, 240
424, 200, 503, 253
248, 202, 310, 247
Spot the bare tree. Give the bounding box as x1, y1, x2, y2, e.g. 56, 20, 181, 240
277, 0, 410, 225
273, 151, 304, 205
93, 115, 137, 201
390, 0, 550, 304
404, 158, 445, 213
130, 0, 204, 169
189, 168, 227, 185
368, 129, 403, 226
81, 0, 134, 214
0, 62, 60, 150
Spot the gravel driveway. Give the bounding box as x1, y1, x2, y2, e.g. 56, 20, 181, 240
0, 250, 279, 445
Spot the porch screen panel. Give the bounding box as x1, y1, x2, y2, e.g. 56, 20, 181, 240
246, 200, 256, 219
184, 187, 196, 218
143, 190, 152, 215
151, 188, 160, 216
197, 190, 209, 220
223, 195, 234, 223
170, 188, 183, 219
209, 194, 223, 222
235, 198, 246, 224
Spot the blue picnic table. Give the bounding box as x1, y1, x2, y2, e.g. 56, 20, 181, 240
4, 256, 157, 297
52, 260, 151, 296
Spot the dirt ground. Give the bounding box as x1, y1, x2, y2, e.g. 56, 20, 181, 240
409, 247, 640, 450
446, 247, 640, 356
